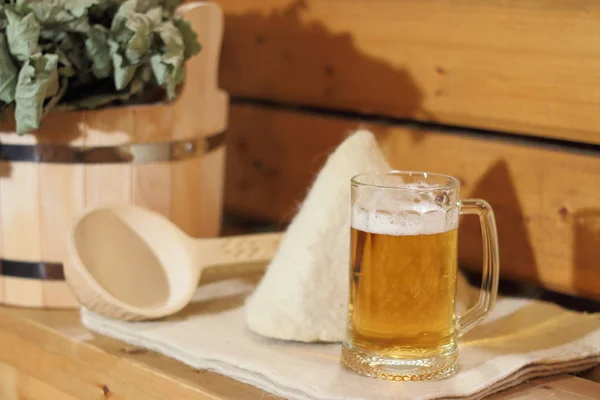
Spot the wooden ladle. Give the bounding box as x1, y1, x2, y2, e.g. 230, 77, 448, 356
64, 205, 281, 321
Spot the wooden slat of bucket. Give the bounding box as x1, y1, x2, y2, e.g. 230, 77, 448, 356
0, 156, 42, 261
174, 2, 224, 139
171, 88, 228, 237
197, 147, 226, 237
132, 104, 176, 143
171, 157, 203, 237
4, 277, 44, 308
84, 108, 135, 207
42, 282, 78, 309
38, 111, 85, 262
0, 159, 44, 307
133, 162, 173, 220
0, 164, 3, 305
173, 2, 227, 142
39, 161, 83, 308
172, 2, 227, 238
38, 111, 84, 308
132, 105, 175, 220
172, 88, 228, 238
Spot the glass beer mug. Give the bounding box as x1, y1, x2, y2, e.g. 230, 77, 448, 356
341, 171, 500, 381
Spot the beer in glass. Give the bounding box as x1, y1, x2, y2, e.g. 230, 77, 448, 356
341, 171, 500, 381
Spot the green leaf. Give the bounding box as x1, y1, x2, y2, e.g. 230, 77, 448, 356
149, 20, 185, 99
1, 0, 197, 128
62, 0, 99, 18
111, 0, 137, 42
57, 51, 76, 78
173, 61, 184, 85
156, 21, 184, 69
85, 25, 111, 78
110, 4, 162, 66
149, 52, 171, 95
146, 6, 163, 25
0, 34, 18, 103
0, 4, 7, 31
41, 29, 87, 73
124, 12, 154, 64
108, 39, 136, 90
5, 9, 41, 62
44, 60, 60, 99
136, 0, 180, 15
14, 53, 59, 133
15, 0, 99, 32
174, 18, 200, 60
43, 76, 68, 118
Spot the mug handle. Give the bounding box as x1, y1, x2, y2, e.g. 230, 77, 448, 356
456, 199, 500, 336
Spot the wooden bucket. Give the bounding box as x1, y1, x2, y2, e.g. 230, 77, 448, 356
0, 3, 227, 308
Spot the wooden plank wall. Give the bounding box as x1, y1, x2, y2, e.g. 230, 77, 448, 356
216, 0, 600, 144
213, 0, 600, 301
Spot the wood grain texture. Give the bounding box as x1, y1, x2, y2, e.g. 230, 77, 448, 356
38, 112, 85, 269
216, 0, 600, 144
0, 108, 84, 145
171, 157, 202, 237
487, 375, 600, 400
0, 163, 43, 313
133, 162, 172, 220
0, 163, 42, 262
3, 277, 43, 308
0, 306, 278, 400
172, 2, 228, 238
43, 281, 79, 309
584, 365, 600, 383
0, 171, 3, 305
175, 2, 228, 140
196, 146, 226, 237
0, 360, 79, 400
0, 303, 597, 400
132, 104, 176, 143
225, 104, 600, 300
84, 108, 134, 208
39, 164, 85, 264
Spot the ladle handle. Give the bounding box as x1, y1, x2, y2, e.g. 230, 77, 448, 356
206, 232, 282, 266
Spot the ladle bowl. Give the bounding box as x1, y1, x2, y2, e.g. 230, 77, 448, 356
64, 205, 281, 320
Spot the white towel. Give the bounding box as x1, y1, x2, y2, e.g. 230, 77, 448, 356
82, 272, 600, 400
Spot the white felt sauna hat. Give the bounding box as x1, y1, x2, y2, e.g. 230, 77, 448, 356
244, 130, 475, 342
244, 130, 390, 342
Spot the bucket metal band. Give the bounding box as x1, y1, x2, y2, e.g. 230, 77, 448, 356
0, 259, 65, 280
0, 130, 225, 164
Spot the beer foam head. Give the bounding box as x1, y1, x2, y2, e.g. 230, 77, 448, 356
352, 205, 458, 236
351, 179, 459, 236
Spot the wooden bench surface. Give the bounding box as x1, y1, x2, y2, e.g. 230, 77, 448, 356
0, 305, 598, 400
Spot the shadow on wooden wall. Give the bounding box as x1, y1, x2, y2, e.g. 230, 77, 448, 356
222, 0, 425, 225
572, 209, 600, 300
220, 0, 423, 116
459, 160, 539, 285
